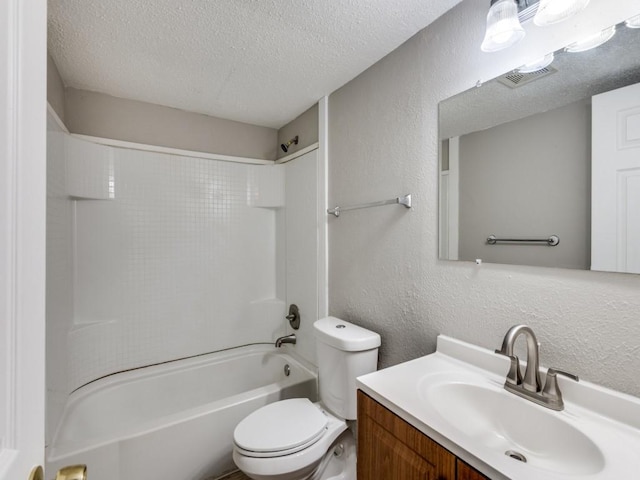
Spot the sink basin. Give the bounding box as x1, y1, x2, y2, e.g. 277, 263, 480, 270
420, 377, 605, 475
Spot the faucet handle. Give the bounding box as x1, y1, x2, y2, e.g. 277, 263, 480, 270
495, 350, 523, 386
547, 368, 579, 382
542, 368, 579, 402
506, 355, 523, 386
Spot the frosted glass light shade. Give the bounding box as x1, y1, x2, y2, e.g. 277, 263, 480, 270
626, 14, 640, 29
518, 53, 555, 73
565, 26, 616, 53
481, 0, 526, 53
534, 0, 591, 26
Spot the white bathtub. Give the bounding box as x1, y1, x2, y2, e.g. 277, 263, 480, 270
46, 345, 317, 480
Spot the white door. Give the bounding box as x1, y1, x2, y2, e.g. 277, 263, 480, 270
0, 0, 47, 478
592, 82, 640, 274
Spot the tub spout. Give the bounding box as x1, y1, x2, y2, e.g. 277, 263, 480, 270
275, 334, 296, 348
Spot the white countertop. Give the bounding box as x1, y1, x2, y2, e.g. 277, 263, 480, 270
356, 335, 640, 480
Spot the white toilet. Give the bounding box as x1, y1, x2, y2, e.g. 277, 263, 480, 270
232, 316, 381, 480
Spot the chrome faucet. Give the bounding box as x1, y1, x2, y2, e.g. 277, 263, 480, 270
496, 325, 578, 411
495, 325, 542, 392
275, 333, 296, 348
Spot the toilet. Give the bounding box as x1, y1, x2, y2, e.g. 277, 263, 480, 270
232, 316, 381, 480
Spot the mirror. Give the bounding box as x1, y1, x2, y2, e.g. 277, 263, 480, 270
439, 20, 640, 273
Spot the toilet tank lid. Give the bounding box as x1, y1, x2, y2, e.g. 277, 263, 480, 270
314, 317, 381, 351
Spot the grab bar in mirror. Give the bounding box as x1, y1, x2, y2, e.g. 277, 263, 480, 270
327, 194, 412, 218
487, 234, 560, 246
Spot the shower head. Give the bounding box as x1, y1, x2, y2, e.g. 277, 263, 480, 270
280, 135, 299, 153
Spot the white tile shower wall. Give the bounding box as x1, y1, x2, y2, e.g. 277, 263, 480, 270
285, 150, 319, 365
70, 144, 284, 390
66, 135, 115, 199
248, 164, 285, 208
247, 164, 287, 301
46, 113, 74, 443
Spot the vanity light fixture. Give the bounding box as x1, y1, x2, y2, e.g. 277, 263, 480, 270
517, 52, 555, 73
625, 14, 640, 29
481, 0, 594, 52
565, 25, 616, 53
481, 0, 526, 52
534, 0, 590, 26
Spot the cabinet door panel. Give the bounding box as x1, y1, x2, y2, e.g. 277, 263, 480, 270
358, 391, 455, 480
359, 415, 438, 480
457, 460, 490, 480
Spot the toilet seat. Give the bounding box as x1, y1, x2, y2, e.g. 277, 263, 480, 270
234, 398, 329, 458
233, 402, 348, 480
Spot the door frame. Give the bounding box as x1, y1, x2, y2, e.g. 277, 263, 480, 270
0, 0, 47, 477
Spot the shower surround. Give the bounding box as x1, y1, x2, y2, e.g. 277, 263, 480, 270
45, 113, 322, 451
69, 143, 285, 389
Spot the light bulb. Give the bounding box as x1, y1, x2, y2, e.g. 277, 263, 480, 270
481, 0, 526, 53
534, 0, 591, 26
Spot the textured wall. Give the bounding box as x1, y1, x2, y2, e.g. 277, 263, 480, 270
328, 1, 640, 397
65, 88, 278, 160
277, 104, 319, 159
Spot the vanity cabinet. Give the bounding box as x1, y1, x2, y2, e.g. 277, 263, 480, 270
357, 391, 489, 480
457, 461, 490, 480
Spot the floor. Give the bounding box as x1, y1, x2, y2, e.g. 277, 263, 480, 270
211, 470, 250, 480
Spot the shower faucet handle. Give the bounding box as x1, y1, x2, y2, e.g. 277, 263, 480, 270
286, 304, 300, 330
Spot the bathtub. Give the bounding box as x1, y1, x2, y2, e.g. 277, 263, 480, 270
46, 345, 317, 480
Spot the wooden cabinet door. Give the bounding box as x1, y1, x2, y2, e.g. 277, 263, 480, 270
358, 391, 456, 480
457, 460, 490, 480
359, 416, 444, 479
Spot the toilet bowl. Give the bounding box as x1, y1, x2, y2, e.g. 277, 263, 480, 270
233, 399, 346, 480
232, 317, 381, 480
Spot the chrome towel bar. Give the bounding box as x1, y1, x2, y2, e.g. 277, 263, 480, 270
487, 235, 560, 246
327, 194, 412, 218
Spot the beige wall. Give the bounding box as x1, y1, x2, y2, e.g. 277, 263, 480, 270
328, 0, 640, 397
65, 88, 278, 160
47, 53, 66, 122
47, 56, 315, 161
277, 104, 319, 159
458, 99, 591, 269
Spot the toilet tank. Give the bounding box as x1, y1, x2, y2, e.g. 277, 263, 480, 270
313, 317, 381, 420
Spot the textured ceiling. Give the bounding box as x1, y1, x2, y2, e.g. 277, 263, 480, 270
48, 0, 463, 128
440, 24, 640, 139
